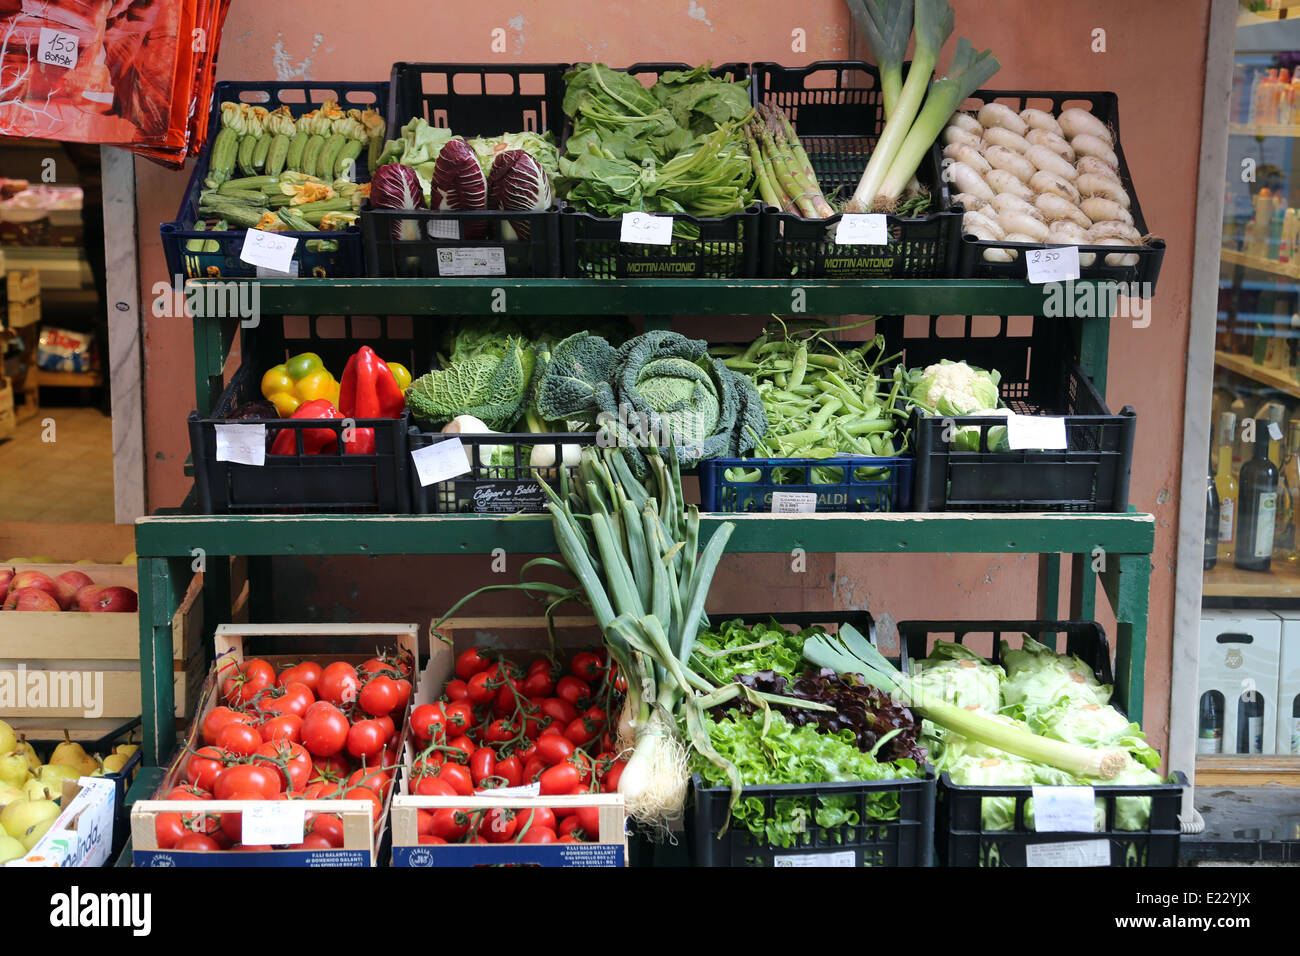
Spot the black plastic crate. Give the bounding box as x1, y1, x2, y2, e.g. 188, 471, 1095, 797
892, 314, 1135, 512
364, 63, 569, 278
752, 61, 961, 279
160, 80, 388, 282
189, 315, 429, 514
952, 90, 1165, 296
558, 63, 759, 279
687, 610, 935, 867
409, 430, 598, 514
897, 619, 1182, 867
698, 454, 913, 513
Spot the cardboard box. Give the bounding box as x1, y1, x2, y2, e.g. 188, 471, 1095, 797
131, 622, 419, 867
389, 616, 628, 867
1276, 613, 1300, 756
5, 776, 117, 867
5, 296, 39, 330
1198, 611, 1282, 754
6, 268, 38, 303
0, 566, 204, 720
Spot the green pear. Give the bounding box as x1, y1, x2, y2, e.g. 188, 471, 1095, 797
50, 734, 97, 777
0, 753, 30, 789
0, 833, 25, 863
0, 720, 15, 756
0, 795, 60, 849
22, 779, 53, 801
14, 737, 39, 771
0, 783, 24, 804
100, 753, 129, 774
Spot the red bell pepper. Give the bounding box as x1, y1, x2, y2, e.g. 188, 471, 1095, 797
269, 399, 342, 455
339, 346, 405, 420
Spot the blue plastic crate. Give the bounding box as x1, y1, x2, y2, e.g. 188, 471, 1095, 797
160, 79, 388, 282
698, 455, 913, 513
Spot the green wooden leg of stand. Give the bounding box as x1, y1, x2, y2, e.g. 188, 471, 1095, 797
1101, 552, 1150, 720
138, 556, 183, 767
1037, 553, 1061, 619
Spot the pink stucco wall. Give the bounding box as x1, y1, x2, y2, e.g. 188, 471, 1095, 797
132, 0, 1212, 751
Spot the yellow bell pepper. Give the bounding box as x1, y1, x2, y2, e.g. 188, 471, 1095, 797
260, 352, 340, 417
387, 362, 412, 391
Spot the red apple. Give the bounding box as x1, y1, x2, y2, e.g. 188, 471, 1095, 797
74, 585, 104, 613
53, 570, 95, 611
88, 586, 137, 613
9, 570, 58, 600
2, 587, 61, 611
0, 569, 12, 605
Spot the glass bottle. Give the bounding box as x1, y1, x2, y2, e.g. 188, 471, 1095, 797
1292, 694, 1300, 755
1216, 412, 1239, 560
1198, 691, 1224, 754
1237, 690, 1266, 754
1236, 424, 1280, 571
1278, 420, 1300, 565
1205, 473, 1220, 570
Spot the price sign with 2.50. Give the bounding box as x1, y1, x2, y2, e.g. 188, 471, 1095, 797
1025, 245, 1080, 284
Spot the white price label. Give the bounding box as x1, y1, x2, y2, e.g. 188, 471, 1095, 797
834, 214, 888, 245
771, 492, 817, 514
1025, 246, 1080, 284
435, 247, 506, 276
38, 28, 79, 70
1269, 421, 1284, 442
240, 804, 306, 845
1006, 414, 1068, 450
427, 219, 461, 240
256, 260, 299, 278
1031, 785, 1096, 832
239, 229, 298, 274
411, 437, 473, 487
620, 211, 673, 245
1024, 839, 1111, 867
488, 782, 542, 798
774, 850, 855, 867
214, 423, 266, 466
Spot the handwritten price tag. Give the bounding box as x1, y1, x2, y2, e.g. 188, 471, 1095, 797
214, 424, 266, 467
411, 437, 472, 487
240, 804, 305, 845
1031, 785, 1096, 832
239, 229, 298, 274
1006, 414, 1068, 450
771, 492, 817, 514
834, 214, 888, 245
1269, 421, 1284, 442
1025, 246, 1080, 284
38, 28, 79, 70
620, 212, 673, 245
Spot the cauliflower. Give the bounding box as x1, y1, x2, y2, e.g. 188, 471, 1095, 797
911, 359, 1001, 416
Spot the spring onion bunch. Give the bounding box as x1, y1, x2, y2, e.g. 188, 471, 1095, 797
846, 0, 1000, 213
434, 439, 825, 835
803, 624, 1132, 779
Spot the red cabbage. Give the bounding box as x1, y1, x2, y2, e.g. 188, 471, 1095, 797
433, 139, 488, 238
487, 149, 553, 240
369, 164, 426, 241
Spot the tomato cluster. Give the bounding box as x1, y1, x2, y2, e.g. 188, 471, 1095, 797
408, 646, 628, 846
156, 651, 415, 853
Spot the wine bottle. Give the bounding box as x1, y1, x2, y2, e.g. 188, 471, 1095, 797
1205, 474, 1220, 570
1198, 690, 1224, 754
1216, 412, 1238, 559
1291, 693, 1300, 754
1235, 423, 1280, 571
1237, 690, 1266, 754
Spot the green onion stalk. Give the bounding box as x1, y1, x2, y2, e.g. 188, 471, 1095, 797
432, 437, 827, 836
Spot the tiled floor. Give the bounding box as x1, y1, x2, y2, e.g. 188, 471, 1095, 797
0, 406, 115, 522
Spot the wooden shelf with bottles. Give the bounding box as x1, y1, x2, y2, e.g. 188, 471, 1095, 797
1203, 561, 1300, 598
1195, 754, 1300, 786
1214, 350, 1300, 400
1219, 247, 1300, 279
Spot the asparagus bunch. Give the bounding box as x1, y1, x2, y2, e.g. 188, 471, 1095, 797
746, 104, 834, 219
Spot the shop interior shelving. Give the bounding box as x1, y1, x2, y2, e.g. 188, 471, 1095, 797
127, 276, 1156, 803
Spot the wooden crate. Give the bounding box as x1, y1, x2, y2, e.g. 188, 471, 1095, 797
131, 622, 419, 867
0, 566, 203, 720
0, 523, 135, 563
0, 375, 12, 440
390, 616, 628, 866
5, 296, 39, 330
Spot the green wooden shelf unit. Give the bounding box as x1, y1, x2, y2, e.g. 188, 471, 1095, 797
133, 277, 1155, 772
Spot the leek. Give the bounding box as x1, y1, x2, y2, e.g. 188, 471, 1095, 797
802, 625, 1131, 779
847, 0, 914, 119
846, 0, 953, 212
